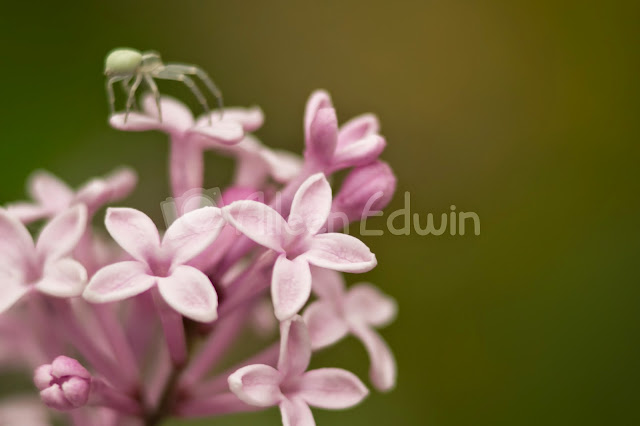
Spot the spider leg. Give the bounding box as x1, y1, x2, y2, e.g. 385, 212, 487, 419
124, 74, 144, 123
154, 69, 211, 124
143, 74, 162, 123
121, 77, 139, 110
106, 76, 124, 116
163, 64, 224, 112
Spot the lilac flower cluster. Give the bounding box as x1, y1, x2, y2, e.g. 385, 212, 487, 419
0, 89, 397, 425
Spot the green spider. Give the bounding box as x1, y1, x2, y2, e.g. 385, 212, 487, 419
104, 47, 223, 124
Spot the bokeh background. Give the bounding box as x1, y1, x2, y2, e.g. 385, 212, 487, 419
1, 1, 639, 425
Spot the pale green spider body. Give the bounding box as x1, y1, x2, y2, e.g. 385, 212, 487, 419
104, 47, 223, 123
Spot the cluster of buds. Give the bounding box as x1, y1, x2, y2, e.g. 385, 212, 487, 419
0, 88, 397, 425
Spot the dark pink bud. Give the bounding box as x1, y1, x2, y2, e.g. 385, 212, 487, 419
305, 108, 338, 166
332, 161, 396, 222
34, 356, 91, 411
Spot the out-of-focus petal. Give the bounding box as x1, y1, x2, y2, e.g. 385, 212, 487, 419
157, 265, 218, 322
305, 233, 377, 273
0, 269, 29, 314
197, 106, 264, 132
345, 284, 397, 327
309, 266, 345, 301
36, 258, 87, 298
189, 121, 244, 146
303, 301, 348, 350
142, 94, 195, 131
35, 205, 87, 261
228, 364, 283, 407
0, 208, 34, 267
272, 256, 312, 321
331, 134, 386, 170
351, 324, 397, 392
297, 368, 368, 409
27, 171, 74, 208
4, 202, 48, 224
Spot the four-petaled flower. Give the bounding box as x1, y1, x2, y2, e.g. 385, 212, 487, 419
304, 267, 397, 391
5, 168, 136, 224
0, 205, 87, 314
304, 90, 386, 173
83, 206, 225, 322
229, 315, 369, 426
223, 173, 377, 320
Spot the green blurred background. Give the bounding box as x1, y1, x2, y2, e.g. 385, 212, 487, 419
1, 1, 639, 425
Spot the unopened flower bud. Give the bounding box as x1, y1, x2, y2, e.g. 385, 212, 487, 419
34, 356, 91, 411
332, 161, 397, 223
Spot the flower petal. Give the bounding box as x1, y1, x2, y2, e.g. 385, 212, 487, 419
228, 364, 283, 407
36, 259, 87, 298
297, 368, 369, 409
337, 113, 380, 147
189, 121, 244, 146
142, 94, 195, 131
303, 301, 348, 350
288, 174, 332, 236
305, 233, 377, 273
306, 108, 338, 165
35, 205, 87, 261
4, 202, 49, 224
351, 325, 397, 392
27, 171, 74, 208
51, 355, 91, 379
345, 284, 397, 327
0, 269, 29, 314
304, 90, 333, 145
262, 149, 303, 183
310, 266, 345, 301
162, 207, 225, 266
280, 397, 315, 426
278, 316, 311, 378
272, 256, 312, 321
332, 134, 386, 170
110, 112, 169, 132
83, 261, 156, 303
157, 265, 218, 322
0, 208, 34, 267
222, 201, 287, 253
104, 208, 160, 262
197, 106, 264, 132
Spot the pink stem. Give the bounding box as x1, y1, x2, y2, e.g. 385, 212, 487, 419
194, 343, 280, 397
55, 300, 135, 392
153, 291, 187, 367
170, 137, 204, 214
93, 304, 140, 384
91, 377, 143, 416
179, 307, 248, 389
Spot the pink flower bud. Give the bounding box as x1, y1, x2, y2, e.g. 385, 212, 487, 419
305, 107, 339, 166
332, 161, 397, 222
33, 356, 91, 411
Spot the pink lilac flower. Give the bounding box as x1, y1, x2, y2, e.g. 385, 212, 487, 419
229, 316, 369, 425
83, 206, 224, 322
5, 168, 136, 224
0, 85, 396, 426
303, 90, 386, 173
0, 205, 87, 313
304, 267, 397, 391
223, 173, 377, 320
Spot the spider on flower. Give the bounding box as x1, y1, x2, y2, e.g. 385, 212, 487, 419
104, 47, 223, 124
